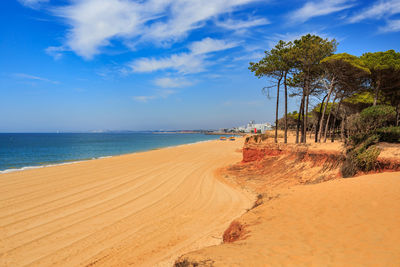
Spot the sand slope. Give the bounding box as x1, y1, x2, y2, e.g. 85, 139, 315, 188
0, 139, 252, 266
178, 172, 400, 266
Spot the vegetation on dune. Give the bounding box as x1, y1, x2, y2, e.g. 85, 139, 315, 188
376, 127, 400, 143
354, 105, 396, 133
342, 134, 380, 178
249, 35, 400, 177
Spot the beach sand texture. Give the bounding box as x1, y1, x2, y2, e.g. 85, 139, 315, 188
0, 139, 252, 266
179, 171, 400, 266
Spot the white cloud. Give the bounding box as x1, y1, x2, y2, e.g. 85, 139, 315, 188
129, 38, 238, 73
13, 73, 59, 84
18, 0, 49, 9
140, 0, 258, 44
189, 37, 238, 55
129, 53, 205, 74
52, 0, 146, 59
154, 77, 193, 88
348, 0, 400, 23
347, 0, 400, 33
289, 0, 355, 23
216, 17, 270, 30
47, 0, 260, 59
45, 46, 66, 60
133, 89, 176, 102
380, 19, 400, 32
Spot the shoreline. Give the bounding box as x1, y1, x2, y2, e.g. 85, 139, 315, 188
0, 139, 218, 175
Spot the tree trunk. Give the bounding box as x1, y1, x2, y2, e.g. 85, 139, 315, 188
323, 96, 337, 143
274, 76, 282, 143
328, 122, 333, 141
315, 94, 328, 143
300, 93, 306, 143
296, 97, 304, 144
396, 103, 399, 127
304, 94, 309, 143
344, 116, 348, 145
331, 99, 342, 142
318, 77, 335, 142
340, 116, 345, 141
302, 77, 309, 144
373, 77, 380, 106
284, 72, 288, 144
310, 123, 314, 139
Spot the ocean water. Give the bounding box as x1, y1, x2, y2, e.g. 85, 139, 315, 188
0, 133, 221, 172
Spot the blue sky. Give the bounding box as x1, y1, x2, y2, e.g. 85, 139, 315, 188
1, 0, 399, 132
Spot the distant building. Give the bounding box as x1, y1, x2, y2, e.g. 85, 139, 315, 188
227, 121, 272, 133
253, 123, 272, 133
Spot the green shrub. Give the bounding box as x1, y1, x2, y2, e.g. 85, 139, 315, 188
343, 105, 397, 177
355, 145, 380, 172
376, 126, 400, 143
358, 105, 396, 132
349, 132, 367, 146
341, 134, 380, 177
349, 132, 379, 147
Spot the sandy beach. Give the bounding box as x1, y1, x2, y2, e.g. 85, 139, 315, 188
0, 139, 252, 266
178, 172, 400, 266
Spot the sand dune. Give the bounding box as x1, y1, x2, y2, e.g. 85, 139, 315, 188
0, 139, 252, 266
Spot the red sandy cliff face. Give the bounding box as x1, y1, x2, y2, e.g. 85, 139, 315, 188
241, 136, 400, 177
376, 143, 400, 172
231, 139, 345, 192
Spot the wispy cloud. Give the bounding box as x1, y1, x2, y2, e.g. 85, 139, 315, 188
288, 0, 355, 23
216, 17, 270, 32
129, 53, 205, 74
154, 77, 193, 88
13, 73, 59, 84
348, 0, 400, 23
380, 19, 400, 32
133, 89, 176, 102
188, 38, 238, 55
45, 46, 66, 60
43, 0, 260, 59
18, 0, 49, 9
129, 38, 238, 73
347, 0, 400, 32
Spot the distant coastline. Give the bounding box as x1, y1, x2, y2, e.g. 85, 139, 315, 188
0, 132, 220, 172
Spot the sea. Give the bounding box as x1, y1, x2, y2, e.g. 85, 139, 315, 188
0, 132, 221, 173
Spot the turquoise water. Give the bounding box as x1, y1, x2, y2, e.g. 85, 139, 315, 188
0, 133, 221, 172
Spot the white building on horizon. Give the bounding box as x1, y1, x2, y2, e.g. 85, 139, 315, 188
231, 121, 272, 133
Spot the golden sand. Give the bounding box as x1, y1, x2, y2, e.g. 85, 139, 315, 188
178, 172, 400, 266
0, 139, 252, 266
